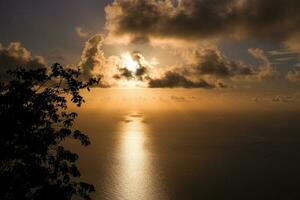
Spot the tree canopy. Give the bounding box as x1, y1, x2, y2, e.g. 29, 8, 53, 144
0, 63, 99, 200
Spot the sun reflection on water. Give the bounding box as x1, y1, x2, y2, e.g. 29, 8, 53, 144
119, 114, 150, 200
104, 113, 166, 200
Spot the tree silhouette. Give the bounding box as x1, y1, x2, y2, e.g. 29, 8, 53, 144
0, 63, 99, 200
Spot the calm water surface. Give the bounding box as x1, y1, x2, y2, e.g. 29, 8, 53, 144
73, 110, 300, 200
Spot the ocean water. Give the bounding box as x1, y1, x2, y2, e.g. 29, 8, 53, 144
69, 89, 300, 200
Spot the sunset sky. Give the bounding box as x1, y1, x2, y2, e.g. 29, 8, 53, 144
2, 1, 300, 200
1, 0, 300, 103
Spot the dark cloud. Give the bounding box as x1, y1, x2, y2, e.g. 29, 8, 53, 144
148, 71, 214, 88
135, 66, 147, 79
118, 67, 134, 79
192, 48, 254, 78
176, 47, 275, 83
106, 0, 300, 47
146, 47, 276, 88
0, 42, 46, 80
132, 51, 148, 80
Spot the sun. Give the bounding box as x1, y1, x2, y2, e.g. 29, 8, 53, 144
117, 51, 154, 88
121, 52, 138, 72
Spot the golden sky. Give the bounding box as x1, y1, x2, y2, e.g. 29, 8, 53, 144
1, 0, 300, 95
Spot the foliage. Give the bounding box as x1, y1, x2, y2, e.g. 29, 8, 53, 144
0, 63, 99, 200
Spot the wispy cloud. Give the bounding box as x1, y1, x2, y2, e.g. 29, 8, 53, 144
75, 26, 91, 38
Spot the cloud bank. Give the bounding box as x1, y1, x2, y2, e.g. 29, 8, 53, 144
75, 32, 277, 88
0, 38, 278, 89
146, 47, 276, 88
105, 0, 300, 50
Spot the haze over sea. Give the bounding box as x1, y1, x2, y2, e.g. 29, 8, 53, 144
68, 89, 300, 200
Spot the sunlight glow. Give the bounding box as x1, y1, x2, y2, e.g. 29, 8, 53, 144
121, 52, 139, 72
117, 79, 141, 88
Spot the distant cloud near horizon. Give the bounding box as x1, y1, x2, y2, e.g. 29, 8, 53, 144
247, 48, 277, 81
286, 68, 300, 82
272, 95, 296, 103
0, 42, 46, 80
